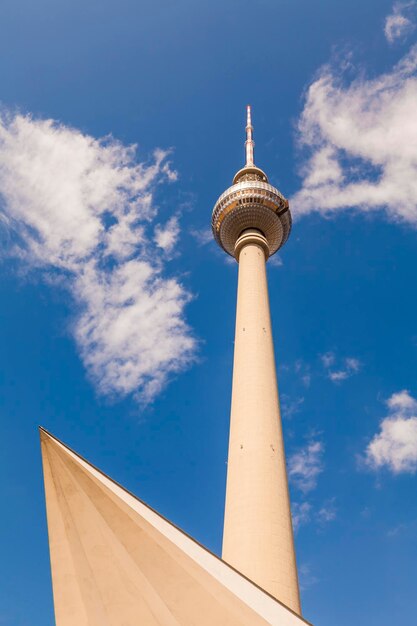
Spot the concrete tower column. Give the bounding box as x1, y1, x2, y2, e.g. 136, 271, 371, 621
222, 229, 301, 614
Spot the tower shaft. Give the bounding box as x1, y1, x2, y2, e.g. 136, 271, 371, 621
222, 230, 301, 614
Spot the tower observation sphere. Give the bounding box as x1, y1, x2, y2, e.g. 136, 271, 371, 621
212, 105, 292, 258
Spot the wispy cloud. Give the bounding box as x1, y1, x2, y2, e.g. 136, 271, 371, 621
291, 502, 312, 531
268, 253, 283, 267
328, 358, 361, 382
385, 2, 416, 44
321, 352, 361, 382
189, 227, 213, 246
288, 437, 338, 533
365, 390, 417, 473
320, 352, 335, 368
292, 44, 417, 226
298, 563, 319, 591
386, 519, 417, 537
0, 111, 196, 403
291, 497, 337, 532
154, 215, 180, 255
288, 439, 324, 493
293, 359, 312, 388
281, 394, 304, 419
317, 498, 337, 524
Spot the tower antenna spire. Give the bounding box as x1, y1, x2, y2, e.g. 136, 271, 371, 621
245, 105, 255, 167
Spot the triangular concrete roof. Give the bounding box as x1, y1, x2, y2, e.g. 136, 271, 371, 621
40, 428, 312, 626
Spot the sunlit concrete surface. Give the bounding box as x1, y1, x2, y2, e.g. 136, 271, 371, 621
40, 428, 309, 626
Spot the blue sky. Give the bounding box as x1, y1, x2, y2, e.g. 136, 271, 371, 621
1, 0, 417, 624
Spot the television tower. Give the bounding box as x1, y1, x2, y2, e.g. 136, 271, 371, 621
212, 106, 301, 614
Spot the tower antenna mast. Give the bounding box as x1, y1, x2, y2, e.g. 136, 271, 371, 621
245, 104, 255, 167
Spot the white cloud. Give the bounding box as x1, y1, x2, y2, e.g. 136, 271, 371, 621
292, 45, 417, 226
345, 357, 360, 371
294, 359, 312, 388
292, 498, 337, 532
190, 227, 213, 246
154, 215, 180, 255
366, 390, 417, 473
288, 440, 324, 493
317, 498, 337, 524
0, 111, 196, 403
301, 374, 311, 388
385, 2, 416, 44
387, 521, 413, 536
268, 253, 283, 267
321, 352, 361, 383
321, 352, 335, 368
328, 370, 349, 382
298, 563, 319, 590
291, 502, 312, 531
281, 395, 304, 419
387, 388, 417, 412
385, 13, 414, 43
329, 360, 360, 380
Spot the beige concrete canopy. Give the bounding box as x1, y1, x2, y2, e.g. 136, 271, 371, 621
40, 428, 311, 626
